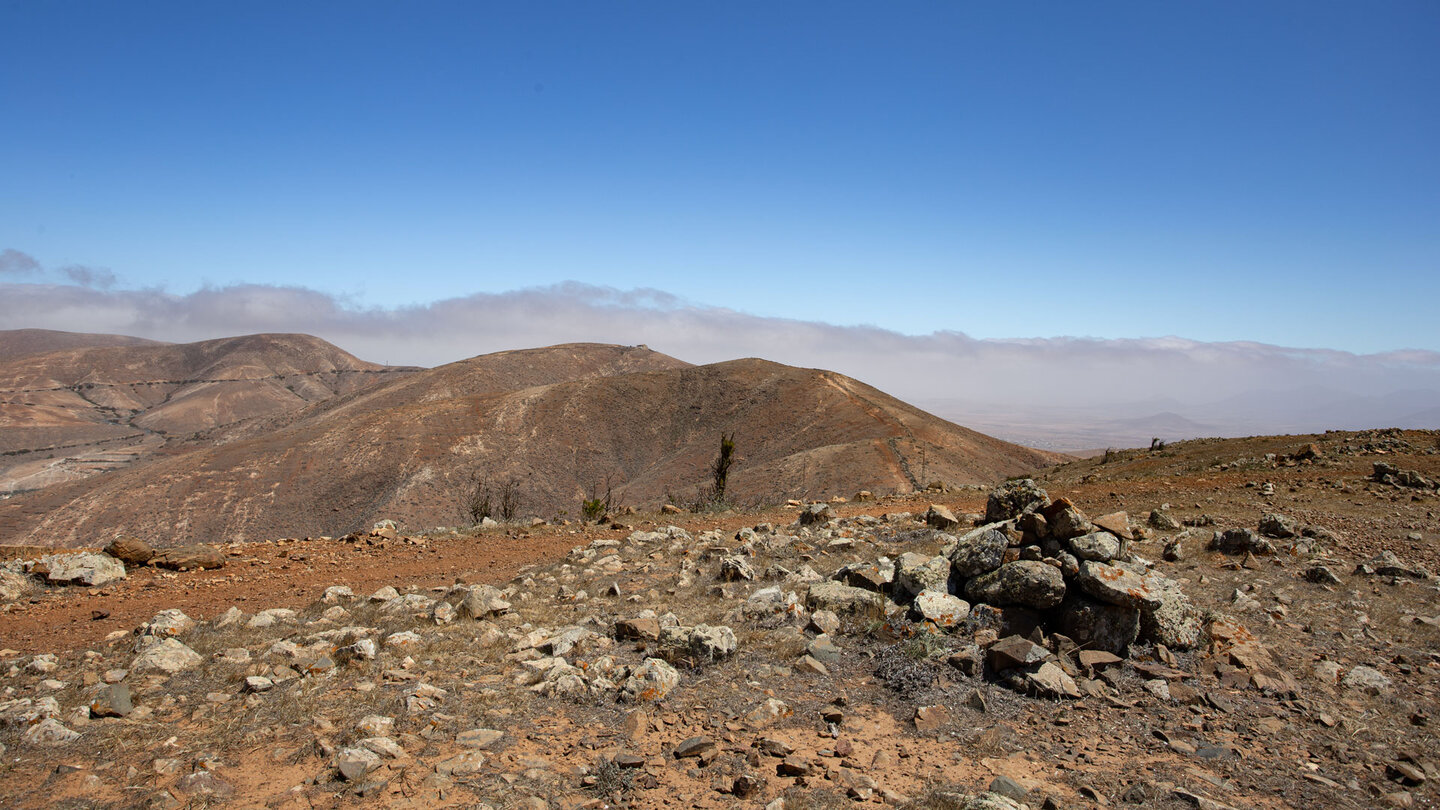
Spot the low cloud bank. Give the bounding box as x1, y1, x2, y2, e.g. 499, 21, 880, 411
3, 250, 1436, 447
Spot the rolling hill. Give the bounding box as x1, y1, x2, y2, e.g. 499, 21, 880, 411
0, 343, 1063, 546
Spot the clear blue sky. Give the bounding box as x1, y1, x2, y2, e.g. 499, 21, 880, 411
2, 1, 1437, 352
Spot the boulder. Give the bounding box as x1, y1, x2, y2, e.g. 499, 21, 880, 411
924, 504, 960, 530
987, 635, 1049, 671
985, 479, 1049, 523
1137, 584, 1203, 650
131, 639, 202, 675
965, 560, 1065, 610
21, 718, 79, 746
1056, 596, 1140, 655
1044, 498, 1091, 540
0, 570, 34, 602
87, 684, 133, 718
1257, 513, 1298, 539
947, 525, 1010, 578
104, 536, 154, 565
1066, 531, 1121, 562
620, 658, 681, 702
893, 552, 951, 601
807, 581, 886, 614
719, 556, 756, 582
660, 625, 737, 662
1209, 528, 1274, 556
798, 503, 836, 525
31, 553, 126, 586
1026, 661, 1081, 699
1091, 511, 1134, 541
143, 609, 196, 637
1074, 560, 1164, 609
150, 544, 226, 571
911, 590, 970, 628
834, 561, 892, 592
1148, 510, 1181, 531
458, 585, 511, 618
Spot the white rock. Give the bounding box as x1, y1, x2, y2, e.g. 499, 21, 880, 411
130, 639, 202, 675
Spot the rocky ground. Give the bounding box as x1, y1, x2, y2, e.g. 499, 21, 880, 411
0, 429, 1437, 810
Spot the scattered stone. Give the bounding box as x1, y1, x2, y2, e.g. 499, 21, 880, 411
456, 728, 504, 749
1341, 665, 1393, 695
21, 718, 80, 745
242, 676, 275, 694
719, 556, 756, 582
913, 704, 950, 732
336, 747, 381, 781
807, 610, 840, 636
1356, 551, 1430, 580
459, 585, 512, 618
1303, 565, 1342, 585
795, 655, 830, 675
806, 635, 841, 664
673, 736, 715, 759
246, 608, 297, 629
615, 616, 662, 641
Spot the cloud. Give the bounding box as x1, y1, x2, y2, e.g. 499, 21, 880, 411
0, 249, 41, 276
1, 267, 1437, 446
60, 264, 118, 289
0, 250, 117, 288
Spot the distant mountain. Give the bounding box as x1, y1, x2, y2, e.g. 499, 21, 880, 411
0, 345, 1064, 546
0, 328, 165, 361
0, 333, 416, 493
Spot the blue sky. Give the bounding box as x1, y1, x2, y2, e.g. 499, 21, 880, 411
2, 2, 1437, 353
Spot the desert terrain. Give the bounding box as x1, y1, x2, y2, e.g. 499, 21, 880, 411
0, 424, 1436, 810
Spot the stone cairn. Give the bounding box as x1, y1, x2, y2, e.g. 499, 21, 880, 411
808, 479, 1202, 699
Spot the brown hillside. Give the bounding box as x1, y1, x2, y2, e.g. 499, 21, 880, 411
0, 351, 1060, 546
0, 333, 415, 493
0, 328, 165, 361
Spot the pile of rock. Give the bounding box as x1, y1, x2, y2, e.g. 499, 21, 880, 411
805, 479, 1203, 698
1373, 462, 1438, 491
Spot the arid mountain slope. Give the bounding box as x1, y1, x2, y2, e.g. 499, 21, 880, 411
0, 328, 165, 361
0, 351, 1061, 546
0, 333, 415, 493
